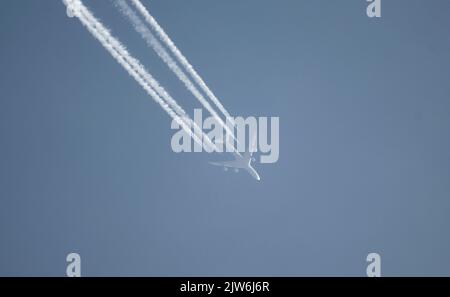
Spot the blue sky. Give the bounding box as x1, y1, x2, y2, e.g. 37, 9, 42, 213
0, 0, 449, 276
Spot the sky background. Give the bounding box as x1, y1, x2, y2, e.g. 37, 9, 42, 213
1, 0, 449, 276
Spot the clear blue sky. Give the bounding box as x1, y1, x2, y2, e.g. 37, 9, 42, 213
1, 0, 450, 276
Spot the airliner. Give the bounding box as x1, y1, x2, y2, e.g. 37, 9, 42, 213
209, 135, 261, 181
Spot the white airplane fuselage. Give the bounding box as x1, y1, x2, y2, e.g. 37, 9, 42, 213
209, 151, 261, 181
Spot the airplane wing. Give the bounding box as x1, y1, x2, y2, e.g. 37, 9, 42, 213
246, 165, 261, 181
209, 161, 240, 168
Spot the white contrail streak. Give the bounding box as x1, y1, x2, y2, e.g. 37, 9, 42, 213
77, 2, 219, 151
64, 0, 217, 150
115, 0, 236, 141
130, 0, 236, 126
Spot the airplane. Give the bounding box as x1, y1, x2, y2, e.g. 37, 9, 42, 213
209, 134, 261, 181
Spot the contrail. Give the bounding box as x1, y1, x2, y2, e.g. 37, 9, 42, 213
63, 0, 218, 151
129, 0, 236, 127
115, 0, 236, 142
76, 1, 219, 151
